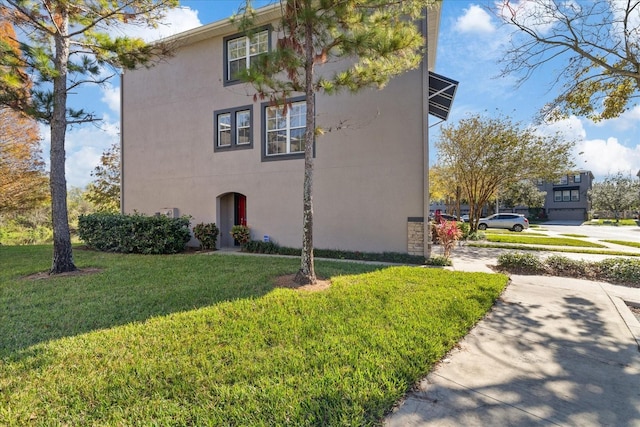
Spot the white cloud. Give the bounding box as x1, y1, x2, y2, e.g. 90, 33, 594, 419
40, 118, 120, 189
574, 137, 640, 179
592, 105, 640, 133
101, 84, 121, 115
455, 5, 496, 34
537, 115, 587, 140
114, 6, 202, 42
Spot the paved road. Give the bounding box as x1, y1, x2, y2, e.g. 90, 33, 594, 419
533, 223, 640, 243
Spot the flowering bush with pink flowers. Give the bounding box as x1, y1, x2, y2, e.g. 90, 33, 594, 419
434, 220, 463, 259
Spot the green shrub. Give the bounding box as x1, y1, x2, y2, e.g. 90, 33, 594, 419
243, 240, 281, 254
193, 222, 219, 250
497, 252, 544, 273
78, 212, 191, 254
240, 240, 426, 264
466, 231, 486, 241
544, 255, 588, 276
426, 255, 452, 266
596, 258, 640, 285
457, 221, 470, 239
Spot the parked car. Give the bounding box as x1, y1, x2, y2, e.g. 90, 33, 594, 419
478, 213, 529, 232
460, 214, 469, 222
429, 213, 458, 222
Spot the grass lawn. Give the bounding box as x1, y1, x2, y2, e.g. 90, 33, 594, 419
485, 234, 606, 248
0, 245, 508, 426
585, 219, 639, 226
602, 240, 640, 249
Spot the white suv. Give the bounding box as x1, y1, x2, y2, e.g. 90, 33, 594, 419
478, 213, 529, 232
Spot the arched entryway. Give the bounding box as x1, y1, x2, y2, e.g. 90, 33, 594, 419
217, 192, 247, 248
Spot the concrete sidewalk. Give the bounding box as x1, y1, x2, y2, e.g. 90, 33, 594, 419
384, 251, 640, 426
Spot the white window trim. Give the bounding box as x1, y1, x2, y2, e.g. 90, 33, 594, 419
224, 28, 269, 84
265, 101, 306, 156
217, 113, 231, 148
236, 110, 251, 146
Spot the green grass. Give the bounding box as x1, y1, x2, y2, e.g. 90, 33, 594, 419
560, 233, 588, 238
601, 240, 640, 249
468, 242, 640, 257
585, 219, 639, 226
484, 229, 547, 236
0, 245, 508, 426
485, 234, 605, 248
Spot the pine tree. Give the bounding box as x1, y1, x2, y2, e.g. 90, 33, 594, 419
0, 1, 178, 273
238, 0, 436, 284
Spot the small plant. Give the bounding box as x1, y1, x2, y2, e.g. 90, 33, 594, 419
466, 231, 486, 241
230, 225, 251, 247
457, 221, 470, 239
193, 222, 219, 250
433, 220, 463, 259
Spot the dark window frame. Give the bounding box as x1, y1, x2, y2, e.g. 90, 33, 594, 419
260, 96, 315, 162
553, 187, 580, 202
213, 105, 254, 152
223, 25, 272, 86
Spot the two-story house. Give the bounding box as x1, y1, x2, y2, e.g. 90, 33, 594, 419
537, 171, 594, 221
121, 3, 445, 255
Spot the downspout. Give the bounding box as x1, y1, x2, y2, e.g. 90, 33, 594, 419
119, 72, 124, 214
422, 8, 431, 259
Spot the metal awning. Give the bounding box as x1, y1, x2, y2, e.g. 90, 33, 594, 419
429, 71, 458, 126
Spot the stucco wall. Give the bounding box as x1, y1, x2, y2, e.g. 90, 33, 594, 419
122, 21, 427, 253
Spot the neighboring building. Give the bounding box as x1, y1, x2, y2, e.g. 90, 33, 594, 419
536, 171, 594, 221
121, 4, 447, 255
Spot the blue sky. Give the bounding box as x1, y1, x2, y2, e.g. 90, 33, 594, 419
54, 0, 640, 188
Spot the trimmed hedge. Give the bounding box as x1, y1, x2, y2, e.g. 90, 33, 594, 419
496, 252, 640, 287
78, 213, 191, 254
242, 239, 426, 264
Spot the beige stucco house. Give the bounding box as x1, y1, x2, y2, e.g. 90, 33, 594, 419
121, 4, 445, 255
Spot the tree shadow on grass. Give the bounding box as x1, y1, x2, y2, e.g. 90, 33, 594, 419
0, 250, 380, 360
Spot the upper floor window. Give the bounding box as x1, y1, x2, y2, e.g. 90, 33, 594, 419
573, 174, 581, 183
264, 100, 307, 158
224, 28, 270, 84
559, 175, 568, 185
214, 105, 253, 151
553, 189, 580, 202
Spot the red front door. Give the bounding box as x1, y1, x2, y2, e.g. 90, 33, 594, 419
235, 194, 247, 226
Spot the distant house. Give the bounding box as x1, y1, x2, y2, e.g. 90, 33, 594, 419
120, 4, 450, 256
536, 171, 594, 221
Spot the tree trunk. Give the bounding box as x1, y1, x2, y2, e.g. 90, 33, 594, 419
294, 13, 316, 285
50, 11, 76, 274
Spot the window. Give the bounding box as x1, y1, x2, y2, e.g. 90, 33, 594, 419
573, 174, 581, 183
554, 191, 562, 202
554, 189, 580, 202
224, 28, 270, 84
217, 113, 231, 147
559, 175, 568, 185
236, 110, 251, 145
214, 105, 253, 151
263, 99, 308, 159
